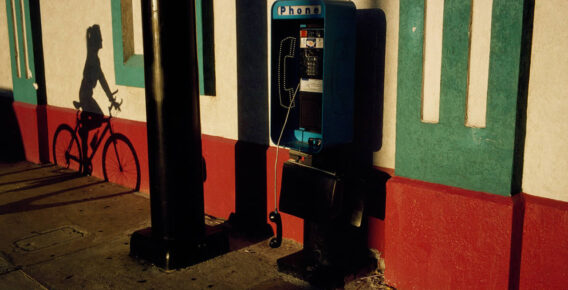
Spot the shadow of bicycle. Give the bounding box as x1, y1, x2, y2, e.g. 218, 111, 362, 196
51, 24, 140, 192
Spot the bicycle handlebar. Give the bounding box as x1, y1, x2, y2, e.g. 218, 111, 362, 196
73, 90, 121, 118
108, 97, 123, 117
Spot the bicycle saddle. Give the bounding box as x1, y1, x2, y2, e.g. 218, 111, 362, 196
73, 101, 82, 109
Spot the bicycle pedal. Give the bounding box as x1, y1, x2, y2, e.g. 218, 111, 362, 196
83, 164, 93, 176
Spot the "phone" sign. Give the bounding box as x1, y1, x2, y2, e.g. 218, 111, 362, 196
278, 5, 321, 16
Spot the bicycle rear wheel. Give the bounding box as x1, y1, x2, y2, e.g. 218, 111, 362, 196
102, 133, 141, 191
52, 124, 83, 172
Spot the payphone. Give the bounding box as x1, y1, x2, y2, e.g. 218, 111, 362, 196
269, 0, 365, 287
270, 0, 356, 154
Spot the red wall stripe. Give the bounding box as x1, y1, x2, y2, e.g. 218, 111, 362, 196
519, 193, 568, 289
13, 102, 40, 163
14, 104, 568, 288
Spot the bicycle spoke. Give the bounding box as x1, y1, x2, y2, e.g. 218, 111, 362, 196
103, 134, 140, 191
53, 125, 82, 172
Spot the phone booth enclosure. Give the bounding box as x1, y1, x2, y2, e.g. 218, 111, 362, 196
270, 0, 356, 154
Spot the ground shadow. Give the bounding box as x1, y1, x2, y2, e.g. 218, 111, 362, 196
0, 171, 80, 191
0, 163, 55, 179
0, 168, 134, 215
0, 183, 134, 215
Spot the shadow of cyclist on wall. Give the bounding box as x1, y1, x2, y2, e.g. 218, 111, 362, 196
75, 24, 121, 175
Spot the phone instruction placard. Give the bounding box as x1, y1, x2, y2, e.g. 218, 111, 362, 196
300, 78, 323, 93
299, 26, 324, 92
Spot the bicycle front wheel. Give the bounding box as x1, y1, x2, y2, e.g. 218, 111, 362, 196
52, 124, 83, 172
102, 133, 141, 191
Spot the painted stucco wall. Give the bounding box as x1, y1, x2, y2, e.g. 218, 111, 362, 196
0, 0, 397, 168
40, 0, 146, 122
0, 2, 12, 90
199, 0, 238, 140
522, 0, 568, 202
39, 0, 239, 138
3, 1, 567, 202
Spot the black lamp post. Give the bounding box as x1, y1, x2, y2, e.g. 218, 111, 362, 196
129, 0, 228, 270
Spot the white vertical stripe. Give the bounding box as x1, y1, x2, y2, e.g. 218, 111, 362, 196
10, 0, 21, 78
466, 0, 493, 128
422, 0, 444, 124
19, 0, 32, 79
132, 0, 144, 55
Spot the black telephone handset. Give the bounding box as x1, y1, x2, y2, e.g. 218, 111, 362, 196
269, 210, 282, 248
278, 36, 298, 109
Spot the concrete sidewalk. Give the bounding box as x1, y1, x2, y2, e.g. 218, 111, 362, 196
0, 161, 389, 289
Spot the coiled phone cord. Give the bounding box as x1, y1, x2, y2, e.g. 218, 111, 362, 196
274, 82, 300, 210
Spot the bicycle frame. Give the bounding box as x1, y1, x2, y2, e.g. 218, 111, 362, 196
54, 101, 140, 191
71, 108, 116, 165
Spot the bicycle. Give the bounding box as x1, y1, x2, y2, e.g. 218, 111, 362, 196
52, 99, 141, 191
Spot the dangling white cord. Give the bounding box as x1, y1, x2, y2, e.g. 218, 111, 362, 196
273, 82, 300, 212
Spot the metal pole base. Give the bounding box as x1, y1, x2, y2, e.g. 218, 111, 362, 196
129, 226, 229, 270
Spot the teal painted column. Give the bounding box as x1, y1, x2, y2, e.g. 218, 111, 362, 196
195, 0, 215, 95
395, 0, 531, 196
5, 0, 39, 104
110, 0, 215, 94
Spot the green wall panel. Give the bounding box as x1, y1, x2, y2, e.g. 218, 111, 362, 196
5, 0, 38, 104
395, 0, 529, 196
110, 0, 215, 95
110, 0, 145, 88
195, 0, 216, 95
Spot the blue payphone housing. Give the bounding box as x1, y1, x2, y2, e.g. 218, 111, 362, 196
269, 2, 371, 287
270, 0, 356, 154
